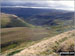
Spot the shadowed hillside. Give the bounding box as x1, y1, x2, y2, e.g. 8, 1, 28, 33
1, 8, 67, 18
25, 12, 74, 26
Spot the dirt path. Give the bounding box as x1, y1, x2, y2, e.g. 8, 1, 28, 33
13, 30, 75, 56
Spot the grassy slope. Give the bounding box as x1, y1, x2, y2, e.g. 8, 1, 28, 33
0, 13, 30, 28
1, 13, 74, 56
12, 30, 75, 56
1, 27, 50, 52
1, 22, 74, 55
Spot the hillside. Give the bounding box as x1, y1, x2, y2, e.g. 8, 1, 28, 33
12, 30, 75, 56
1, 8, 74, 30
1, 27, 50, 53
1, 12, 74, 56
26, 12, 74, 26
1, 8, 74, 56
0, 13, 30, 28
1, 8, 67, 18
1, 8, 74, 27
1, 1, 75, 56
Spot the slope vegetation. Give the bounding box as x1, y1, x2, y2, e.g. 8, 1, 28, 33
0, 13, 30, 28
12, 30, 75, 56
1, 27, 50, 52
25, 12, 74, 26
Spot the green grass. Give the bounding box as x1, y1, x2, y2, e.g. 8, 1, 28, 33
58, 37, 68, 43
1, 13, 31, 28
6, 40, 41, 56
7, 49, 23, 56
1, 41, 18, 52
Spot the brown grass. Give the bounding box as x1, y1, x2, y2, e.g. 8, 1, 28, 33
1, 27, 50, 53
13, 30, 75, 56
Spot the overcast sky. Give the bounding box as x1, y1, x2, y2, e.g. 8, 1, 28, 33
1, 0, 74, 11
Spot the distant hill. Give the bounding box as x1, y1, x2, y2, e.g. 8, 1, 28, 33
1, 7, 68, 19
26, 12, 74, 26
1, 8, 74, 27
1, 13, 30, 28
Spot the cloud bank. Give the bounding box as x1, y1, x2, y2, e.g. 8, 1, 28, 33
1, 0, 74, 11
